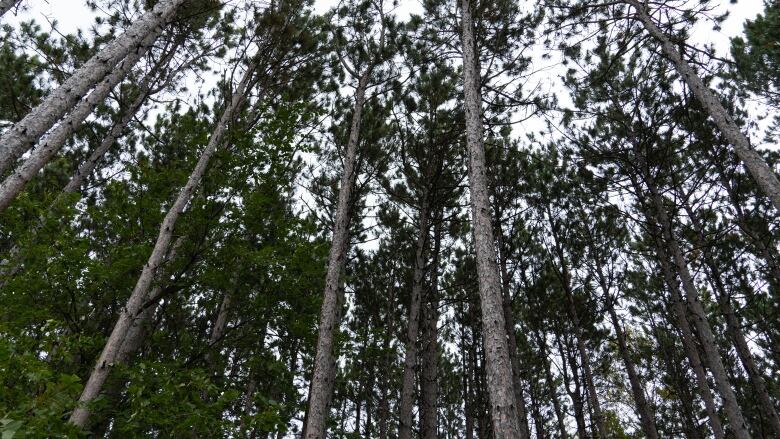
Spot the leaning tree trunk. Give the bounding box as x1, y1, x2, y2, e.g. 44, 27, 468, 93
0, 28, 162, 213
683, 203, 780, 437
641, 198, 726, 438
399, 194, 430, 439
601, 287, 660, 439
88, 234, 185, 437
647, 185, 752, 439
0, 0, 20, 19
0, 0, 188, 175
625, 0, 780, 212
61, 36, 184, 196
655, 242, 726, 439
0, 42, 182, 287
304, 69, 370, 439
68, 65, 254, 429
460, 0, 522, 437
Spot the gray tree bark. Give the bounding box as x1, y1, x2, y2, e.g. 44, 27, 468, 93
639, 185, 729, 438
0, 28, 161, 213
0, 0, 187, 175
626, 0, 780, 212
647, 185, 751, 439
68, 65, 253, 428
683, 203, 780, 437
399, 195, 430, 439
495, 204, 531, 439
62, 36, 185, 195
601, 288, 659, 439
303, 69, 370, 439
460, 0, 522, 437
420, 218, 441, 439
0, 0, 20, 19
535, 331, 567, 439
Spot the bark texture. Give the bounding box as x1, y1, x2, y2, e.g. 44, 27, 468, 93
68, 66, 253, 428
626, 0, 780, 212
399, 196, 430, 439
420, 219, 441, 439
303, 70, 370, 439
0, 29, 160, 213
647, 186, 751, 439
0, 0, 186, 175
460, 0, 522, 436
602, 290, 659, 439
0, 0, 20, 18
683, 204, 780, 437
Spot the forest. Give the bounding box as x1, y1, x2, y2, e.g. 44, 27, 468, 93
0, 0, 779, 437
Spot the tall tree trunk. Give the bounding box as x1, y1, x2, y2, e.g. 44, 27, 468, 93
495, 205, 531, 439
378, 269, 396, 439
646, 184, 751, 439
0, 42, 183, 286
571, 319, 606, 439
304, 69, 370, 439
0, 0, 20, 19
420, 215, 441, 439
602, 289, 659, 439
0, 0, 188, 174
61, 37, 184, 196
683, 203, 780, 436
556, 332, 587, 439
84, 233, 185, 437
652, 318, 705, 439
206, 271, 238, 381
68, 65, 253, 428
625, 0, 780, 212
0, 28, 162, 213
460, 1, 522, 436
399, 195, 430, 439
535, 331, 567, 439
548, 218, 607, 439
656, 242, 726, 439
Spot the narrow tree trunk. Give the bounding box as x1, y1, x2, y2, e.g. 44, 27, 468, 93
549, 220, 607, 439
206, 272, 237, 380
556, 332, 587, 439
0, 0, 20, 18
536, 331, 567, 439
683, 204, 780, 436
626, 0, 780, 212
460, 1, 521, 437
304, 69, 370, 439
378, 269, 395, 439
420, 216, 441, 439
649, 224, 726, 439
602, 289, 659, 439
653, 318, 705, 439
647, 185, 751, 439
68, 65, 253, 428
0, 28, 161, 213
495, 205, 531, 439
0, 0, 188, 174
61, 38, 184, 196
571, 323, 606, 439
399, 196, 430, 439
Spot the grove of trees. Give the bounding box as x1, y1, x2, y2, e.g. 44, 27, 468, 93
1, 0, 779, 437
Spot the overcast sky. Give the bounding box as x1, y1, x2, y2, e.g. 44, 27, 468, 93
7, 0, 763, 54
